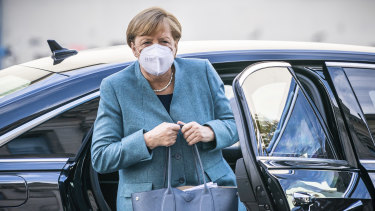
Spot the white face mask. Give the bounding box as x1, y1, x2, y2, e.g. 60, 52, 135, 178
138, 44, 174, 76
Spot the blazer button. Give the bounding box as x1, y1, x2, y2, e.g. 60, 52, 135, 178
174, 153, 181, 160
178, 177, 185, 184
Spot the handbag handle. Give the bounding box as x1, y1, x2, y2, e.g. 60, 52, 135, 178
161, 145, 215, 211
161, 146, 176, 210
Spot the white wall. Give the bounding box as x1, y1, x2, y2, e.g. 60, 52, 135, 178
2, 0, 375, 68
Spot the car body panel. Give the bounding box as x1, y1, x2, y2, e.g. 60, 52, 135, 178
0, 159, 67, 210
0, 175, 27, 207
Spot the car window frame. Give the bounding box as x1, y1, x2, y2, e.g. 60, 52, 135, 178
237, 61, 347, 166
0, 91, 100, 161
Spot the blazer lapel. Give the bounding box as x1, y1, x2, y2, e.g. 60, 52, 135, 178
169, 59, 193, 123
134, 61, 173, 126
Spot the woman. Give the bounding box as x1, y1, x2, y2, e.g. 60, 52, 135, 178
91, 7, 239, 210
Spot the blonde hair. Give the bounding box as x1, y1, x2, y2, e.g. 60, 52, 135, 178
126, 7, 182, 46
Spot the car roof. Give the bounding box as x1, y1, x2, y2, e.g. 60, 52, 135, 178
20, 40, 375, 73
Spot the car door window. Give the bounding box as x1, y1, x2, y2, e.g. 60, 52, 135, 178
344, 67, 375, 142
241, 66, 335, 159
0, 97, 99, 158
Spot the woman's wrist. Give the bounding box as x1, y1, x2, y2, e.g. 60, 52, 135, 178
144, 132, 156, 150
203, 126, 215, 142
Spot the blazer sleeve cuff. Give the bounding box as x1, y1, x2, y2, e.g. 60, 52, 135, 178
121, 129, 153, 164
203, 120, 230, 151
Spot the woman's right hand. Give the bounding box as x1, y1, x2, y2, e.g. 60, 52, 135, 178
144, 122, 180, 149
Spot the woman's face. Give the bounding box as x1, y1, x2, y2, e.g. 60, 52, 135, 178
131, 21, 178, 58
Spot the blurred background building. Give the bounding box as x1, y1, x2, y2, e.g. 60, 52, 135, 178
1, 0, 375, 69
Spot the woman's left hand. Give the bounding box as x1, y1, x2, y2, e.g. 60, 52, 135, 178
177, 121, 215, 145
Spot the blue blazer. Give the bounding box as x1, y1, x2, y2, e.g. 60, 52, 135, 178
91, 58, 238, 210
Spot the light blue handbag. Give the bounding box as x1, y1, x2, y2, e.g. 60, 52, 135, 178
131, 145, 238, 211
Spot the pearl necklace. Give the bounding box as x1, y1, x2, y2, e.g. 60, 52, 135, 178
153, 72, 174, 92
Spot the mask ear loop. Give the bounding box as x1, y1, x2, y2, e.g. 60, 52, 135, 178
131, 41, 141, 57
135, 48, 141, 57
173, 42, 178, 57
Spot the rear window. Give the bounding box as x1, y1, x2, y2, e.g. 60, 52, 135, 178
344, 67, 375, 141
0, 97, 99, 158
0, 65, 52, 99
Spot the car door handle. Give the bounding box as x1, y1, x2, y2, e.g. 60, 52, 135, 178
292, 192, 314, 206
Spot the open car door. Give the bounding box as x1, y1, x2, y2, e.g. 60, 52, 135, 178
231, 62, 374, 211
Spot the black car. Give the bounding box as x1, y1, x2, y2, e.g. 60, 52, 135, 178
1, 40, 375, 210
